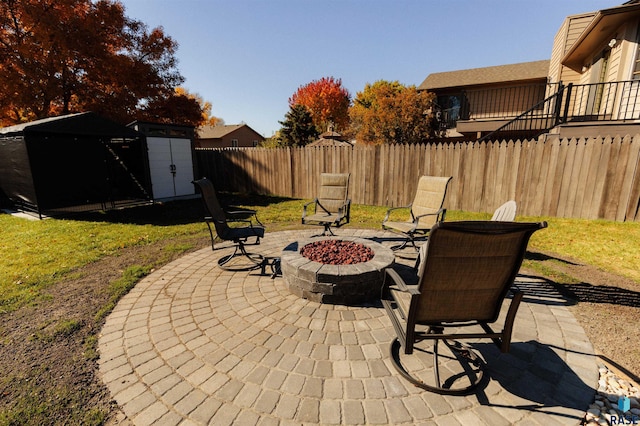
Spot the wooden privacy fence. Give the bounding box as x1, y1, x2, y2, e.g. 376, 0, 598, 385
195, 134, 640, 222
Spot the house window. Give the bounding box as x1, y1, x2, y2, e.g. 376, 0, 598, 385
253, 140, 258, 147
633, 25, 640, 79
231, 139, 238, 147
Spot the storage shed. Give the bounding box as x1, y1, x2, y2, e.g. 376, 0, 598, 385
127, 121, 197, 200
0, 112, 152, 217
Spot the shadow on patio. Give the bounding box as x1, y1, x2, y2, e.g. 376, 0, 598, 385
98, 229, 597, 425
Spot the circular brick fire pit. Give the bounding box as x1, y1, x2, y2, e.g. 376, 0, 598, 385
280, 237, 395, 305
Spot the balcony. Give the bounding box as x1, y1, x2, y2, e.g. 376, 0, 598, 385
437, 81, 640, 141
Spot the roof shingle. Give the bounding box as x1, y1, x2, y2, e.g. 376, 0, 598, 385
418, 60, 550, 91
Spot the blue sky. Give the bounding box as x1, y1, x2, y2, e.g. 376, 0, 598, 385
119, 0, 618, 137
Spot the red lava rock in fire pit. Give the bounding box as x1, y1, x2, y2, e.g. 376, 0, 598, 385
300, 240, 374, 265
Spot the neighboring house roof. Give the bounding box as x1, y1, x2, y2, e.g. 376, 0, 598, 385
307, 138, 353, 147
198, 124, 246, 138
197, 124, 264, 140
307, 128, 352, 147
418, 60, 550, 91
562, 1, 640, 71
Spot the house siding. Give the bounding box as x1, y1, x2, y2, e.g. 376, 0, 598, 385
549, 19, 568, 84
562, 14, 595, 84
548, 13, 595, 88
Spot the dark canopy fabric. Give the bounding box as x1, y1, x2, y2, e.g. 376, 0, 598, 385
0, 112, 142, 138
0, 112, 151, 216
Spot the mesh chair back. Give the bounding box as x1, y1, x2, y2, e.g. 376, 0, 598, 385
317, 173, 350, 213
491, 200, 517, 221
413, 221, 545, 324
193, 178, 230, 237
411, 176, 452, 229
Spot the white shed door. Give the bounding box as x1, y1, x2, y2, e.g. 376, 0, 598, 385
168, 138, 195, 197
147, 137, 195, 199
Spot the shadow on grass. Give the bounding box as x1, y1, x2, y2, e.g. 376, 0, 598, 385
525, 251, 579, 266
58, 193, 298, 226
551, 281, 640, 308
522, 252, 640, 309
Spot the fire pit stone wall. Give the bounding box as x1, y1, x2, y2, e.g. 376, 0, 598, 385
280, 237, 395, 305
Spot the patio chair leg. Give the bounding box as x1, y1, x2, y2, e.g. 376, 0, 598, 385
390, 234, 419, 252
217, 242, 265, 271
322, 223, 336, 237
205, 221, 217, 250
389, 328, 486, 395
312, 223, 336, 237
430, 326, 443, 389
433, 338, 442, 389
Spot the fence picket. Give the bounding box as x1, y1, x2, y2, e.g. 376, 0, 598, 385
624, 135, 640, 221
613, 136, 637, 221
194, 135, 640, 222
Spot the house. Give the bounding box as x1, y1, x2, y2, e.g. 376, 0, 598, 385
196, 124, 264, 148
419, 61, 550, 140
420, 0, 640, 141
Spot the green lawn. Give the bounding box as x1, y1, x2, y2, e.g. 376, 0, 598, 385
1, 196, 639, 314
1, 195, 639, 425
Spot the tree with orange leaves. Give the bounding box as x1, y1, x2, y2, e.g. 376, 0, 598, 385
0, 0, 205, 127
288, 77, 351, 133
143, 87, 222, 127
349, 80, 437, 145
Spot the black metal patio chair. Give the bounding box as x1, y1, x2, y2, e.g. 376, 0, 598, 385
193, 178, 265, 271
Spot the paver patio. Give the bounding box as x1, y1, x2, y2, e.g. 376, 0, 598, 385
98, 229, 598, 425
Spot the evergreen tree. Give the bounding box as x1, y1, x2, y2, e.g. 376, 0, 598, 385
278, 104, 319, 147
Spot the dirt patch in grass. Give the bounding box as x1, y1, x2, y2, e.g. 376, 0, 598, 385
0, 235, 208, 425
0, 239, 638, 424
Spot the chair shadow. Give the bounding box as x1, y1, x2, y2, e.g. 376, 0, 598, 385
525, 251, 580, 265
512, 274, 575, 306
555, 281, 640, 308
515, 270, 640, 309
473, 340, 596, 423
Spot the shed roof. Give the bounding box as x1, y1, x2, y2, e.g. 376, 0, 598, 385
0, 112, 141, 138
418, 60, 550, 91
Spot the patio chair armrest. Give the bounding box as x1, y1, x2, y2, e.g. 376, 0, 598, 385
412, 208, 447, 224
227, 208, 263, 226
226, 208, 256, 216
384, 268, 420, 295
383, 203, 412, 223
220, 217, 251, 226
302, 199, 320, 222
337, 199, 351, 220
